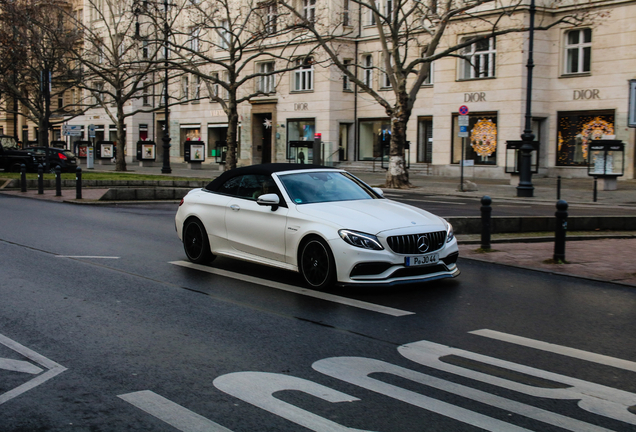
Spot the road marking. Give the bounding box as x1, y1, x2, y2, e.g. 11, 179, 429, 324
0, 333, 67, 405
470, 329, 636, 372
0, 358, 43, 374
170, 260, 414, 317
119, 390, 234, 432
56, 256, 120, 259
397, 198, 467, 205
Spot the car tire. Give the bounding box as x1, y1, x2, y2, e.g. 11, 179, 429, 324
183, 218, 215, 264
299, 237, 336, 289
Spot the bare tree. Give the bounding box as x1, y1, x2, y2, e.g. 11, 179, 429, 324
66, 0, 171, 171
0, 0, 80, 160
282, 0, 591, 188
168, 0, 317, 170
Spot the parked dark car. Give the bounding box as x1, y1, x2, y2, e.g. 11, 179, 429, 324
24, 146, 79, 173
0, 135, 44, 172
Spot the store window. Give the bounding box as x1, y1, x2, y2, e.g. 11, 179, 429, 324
287, 119, 315, 162
556, 110, 614, 166
359, 119, 390, 160
452, 113, 497, 165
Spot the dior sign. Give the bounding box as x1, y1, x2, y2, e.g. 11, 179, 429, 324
464, 92, 486, 102
573, 89, 600, 100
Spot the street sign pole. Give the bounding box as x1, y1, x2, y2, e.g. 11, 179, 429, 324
458, 106, 469, 192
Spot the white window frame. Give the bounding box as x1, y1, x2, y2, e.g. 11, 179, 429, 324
564, 28, 592, 75
293, 57, 313, 91
258, 62, 276, 94
460, 37, 496, 79
194, 75, 201, 99
382, 53, 393, 88
303, 0, 316, 22
181, 75, 189, 99
362, 54, 373, 88
343, 59, 353, 91
219, 20, 229, 49
190, 27, 200, 52
343, 0, 350, 27
422, 60, 433, 85
142, 82, 150, 106
368, 0, 379, 25
265, 3, 277, 34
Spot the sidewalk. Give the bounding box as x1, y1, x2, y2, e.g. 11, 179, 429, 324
2, 161, 636, 287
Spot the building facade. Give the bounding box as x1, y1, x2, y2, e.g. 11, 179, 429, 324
11, 0, 633, 180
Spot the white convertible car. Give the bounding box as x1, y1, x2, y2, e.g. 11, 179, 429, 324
175, 164, 459, 288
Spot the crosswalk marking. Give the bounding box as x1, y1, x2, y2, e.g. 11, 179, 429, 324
0, 357, 43, 374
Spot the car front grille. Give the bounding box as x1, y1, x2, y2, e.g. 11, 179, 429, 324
386, 231, 447, 254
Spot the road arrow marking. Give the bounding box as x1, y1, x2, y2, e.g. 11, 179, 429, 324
0, 357, 43, 374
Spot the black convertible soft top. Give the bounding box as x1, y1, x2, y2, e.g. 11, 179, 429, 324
204, 163, 338, 191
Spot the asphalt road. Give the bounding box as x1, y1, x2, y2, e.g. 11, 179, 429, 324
1, 196, 636, 431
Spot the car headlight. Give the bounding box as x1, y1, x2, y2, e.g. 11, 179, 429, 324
339, 229, 384, 250
446, 221, 455, 243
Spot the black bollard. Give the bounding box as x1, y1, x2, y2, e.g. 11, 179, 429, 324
37, 164, 44, 194
556, 176, 561, 200
20, 164, 27, 192
480, 195, 492, 250
55, 166, 62, 197
593, 176, 598, 203
76, 167, 82, 200
553, 200, 568, 262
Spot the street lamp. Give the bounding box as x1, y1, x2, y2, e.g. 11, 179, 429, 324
516, 0, 535, 197
135, 0, 171, 174
160, 0, 171, 174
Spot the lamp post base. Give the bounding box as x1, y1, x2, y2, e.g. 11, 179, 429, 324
516, 184, 534, 197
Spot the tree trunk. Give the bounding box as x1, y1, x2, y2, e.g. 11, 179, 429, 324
224, 99, 239, 171
384, 115, 411, 189
115, 104, 127, 171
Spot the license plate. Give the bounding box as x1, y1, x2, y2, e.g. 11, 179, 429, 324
405, 253, 439, 267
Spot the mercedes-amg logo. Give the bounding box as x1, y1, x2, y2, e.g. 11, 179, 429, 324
417, 235, 429, 253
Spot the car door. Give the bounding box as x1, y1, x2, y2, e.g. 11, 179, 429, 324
224, 174, 288, 262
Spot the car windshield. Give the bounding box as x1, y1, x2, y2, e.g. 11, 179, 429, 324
278, 171, 380, 204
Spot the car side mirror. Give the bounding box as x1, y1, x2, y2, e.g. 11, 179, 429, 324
257, 193, 280, 211
372, 187, 384, 197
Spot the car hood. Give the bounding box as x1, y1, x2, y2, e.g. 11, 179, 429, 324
294, 199, 445, 234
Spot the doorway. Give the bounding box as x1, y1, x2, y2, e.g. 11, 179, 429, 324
252, 113, 272, 164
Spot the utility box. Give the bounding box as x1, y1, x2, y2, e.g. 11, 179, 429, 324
588, 140, 624, 190
96, 141, 116, 165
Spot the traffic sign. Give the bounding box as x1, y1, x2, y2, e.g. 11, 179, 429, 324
458, 115, 469, 127
63, 125, 82, 137
459, 105, 469, 115
459, 125, 469, 138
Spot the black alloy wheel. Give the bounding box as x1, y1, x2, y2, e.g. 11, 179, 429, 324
183, 219, 215, 264
300, 237, 335, 289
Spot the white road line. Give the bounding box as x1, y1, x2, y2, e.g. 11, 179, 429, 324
119, 391, 234, 432
0, 357, 43, 374
398, 199, 467, 205
0, 333, 67, 405
170, 260, 414, 317
470, 329, 636, 372
56, 256, 120, 259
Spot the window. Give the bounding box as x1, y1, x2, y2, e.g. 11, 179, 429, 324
219, 20, 230, 49
461, 37, 496, 79
94, 82, 104, 104
343, 0, 350, 26
96, 38, 104, 64
417, 117, 433, 163
368, 0, 379, 25
293, 57, 313, 91
258, 62, 275, 94
362, 54, 372, 88
264, 2, 277, 34
194, 76, 201, 100
182, 75, 189, 99
422, 59, 433, 85
211, 72, 220, 99
142, 39, 149, 59
287, 119, 315, 161
303, 0, 316, 22
343, 59, 353, 91
190, 27, 200, 52
556, 110, 614, 166
142, 82, 150, 106
564, 29, 591, 74
451, 113, 498, 165
359, 119, 390, 160
382, 54, 393, 88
